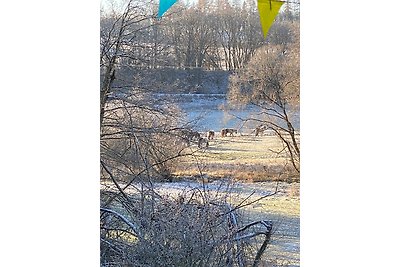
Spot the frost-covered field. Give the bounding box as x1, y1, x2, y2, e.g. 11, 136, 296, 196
154, 180, 300, 266
104, 93, 300, 266
102, 179, 299, 266
154, 93, 300, 133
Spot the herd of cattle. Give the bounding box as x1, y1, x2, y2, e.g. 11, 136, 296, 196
177, 125, 268, 149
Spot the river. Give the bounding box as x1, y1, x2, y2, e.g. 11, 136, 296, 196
154, 93, 300, 133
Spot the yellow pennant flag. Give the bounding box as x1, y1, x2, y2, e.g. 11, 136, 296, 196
258, 0, 284, 38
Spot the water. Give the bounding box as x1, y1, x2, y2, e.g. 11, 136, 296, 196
155, 93, 299, 133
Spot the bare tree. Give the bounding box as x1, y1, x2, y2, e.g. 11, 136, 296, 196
100, 0, 156, 125
161, 5, 219, 69
215, 1, 264, 70
228, 20, 300, 174
158, 0, 263, 71
99, 1, 285, 266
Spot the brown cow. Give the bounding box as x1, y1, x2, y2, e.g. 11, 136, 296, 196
220, 129, 227, 137
207, 130, 215, 140
224, 128, 237, 136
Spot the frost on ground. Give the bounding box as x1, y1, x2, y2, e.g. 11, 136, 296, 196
154, 180, 300, 266
102, 179, 299, 266
102, 93, 300, 266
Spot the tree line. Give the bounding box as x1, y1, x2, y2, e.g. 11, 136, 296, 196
100, 0, 300, 265
101, 0, 299, 73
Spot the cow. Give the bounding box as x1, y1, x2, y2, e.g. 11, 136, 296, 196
207, 130, 215, 140
255, 125, 267, 136
198, 137, 209, 148
223, 128, 237, 136
173, 128, 201, 146
181, 129, 200, 140
190, 131, 201, 141
220, 129, 227, 137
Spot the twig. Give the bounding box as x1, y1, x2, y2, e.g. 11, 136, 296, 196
100, 207, 141, 239
219, 181, 280, 217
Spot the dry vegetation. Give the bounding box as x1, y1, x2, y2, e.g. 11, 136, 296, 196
234, 183, 300, 266
100, 1, 300, 265
102, 179, 300, 267
173, 133, 300, 183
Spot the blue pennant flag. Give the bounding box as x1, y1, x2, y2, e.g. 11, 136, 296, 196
158, 0, 178, 18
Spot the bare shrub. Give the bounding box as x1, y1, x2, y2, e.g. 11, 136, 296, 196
227, 20, 300, 177
99, 2, 300, 266
101, 93, 191, 182
101, 182, 277, 267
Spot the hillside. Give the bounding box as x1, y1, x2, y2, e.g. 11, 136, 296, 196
114, 67, 231, 94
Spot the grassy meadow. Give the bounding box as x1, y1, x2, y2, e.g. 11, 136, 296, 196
173, 132, 300, 183
101, 131, 301, 266
170, 132, 300, 265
